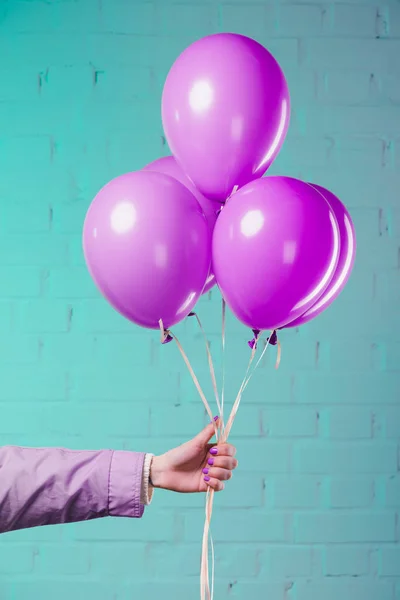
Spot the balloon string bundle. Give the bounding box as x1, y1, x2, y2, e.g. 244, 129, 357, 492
159, 306, 281, 600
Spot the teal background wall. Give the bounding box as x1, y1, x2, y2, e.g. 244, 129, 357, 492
0, 0, 399, 599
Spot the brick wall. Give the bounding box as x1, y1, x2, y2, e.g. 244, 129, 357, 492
0, 0, 399, 599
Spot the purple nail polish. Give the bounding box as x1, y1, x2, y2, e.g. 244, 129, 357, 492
208, 458, 214, 466
202, 468, 209, 474
213, 416, 219, 421
210, 447, 218, 456
204, 476, 210, 482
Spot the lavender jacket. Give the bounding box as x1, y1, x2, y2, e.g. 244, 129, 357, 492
0, 446, 154, 534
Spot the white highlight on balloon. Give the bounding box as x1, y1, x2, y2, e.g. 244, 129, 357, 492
240, 209, 265, 238
293, 210, 341, 311
177, 291, 196, 316
304, 215, 355, 316
110, 202, 137, 234
189, 80, 214, 113
255, 98, 288, 172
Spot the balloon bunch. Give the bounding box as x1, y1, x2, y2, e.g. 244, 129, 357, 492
83, 33, 356, 600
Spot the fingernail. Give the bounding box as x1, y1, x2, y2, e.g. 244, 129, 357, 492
208, 458, 214, 466
204, 476, 210, 482
214, 416, 219, 421
202, 468, 209, 474
210, 447, 218, 455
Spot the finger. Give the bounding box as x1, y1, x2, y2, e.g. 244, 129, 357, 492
206, 456, 238, 470
203, 476, 224, 492
207, 443, 236, 457
203, 467, 232, 481
194, 417, 220, 446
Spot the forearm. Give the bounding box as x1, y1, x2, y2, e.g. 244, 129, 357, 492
0, 446, 148, 534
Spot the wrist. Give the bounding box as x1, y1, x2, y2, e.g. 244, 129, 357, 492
149, 455, 164, 489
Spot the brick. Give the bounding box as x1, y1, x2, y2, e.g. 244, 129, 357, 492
385, 408, 400, 438
15, 300, 71, 333
0, 135, 51, 168
0, 545, 35, 574
39, 333, 95, 366
263, 407, 318, 437
295, 373, 400, 404
70, 299, 135, 333
381, 548, 400, 576
150, 404, 210, 438
267, 546, 312, 577
326, 408, 373, 439
305, 38, 399, 70
0, 334, 39, 364
39, 66, 94, 102
92, 66, 154, 102
328, 339, 374, 372
273, 475, 320, 508
0, 68, 39, 102
386, 475, 400, 507
0, 301, 13, 332
221, 4, 277, 40
381, 73, 400, 103
70, 365, 179, 404
0, 234, 68, 267
226, 439, 291, 473
48, 267, 98, 298
319, 70, 378, 105
305, 106, 400, 136
296, 580, 393, 600
37, 544, 90, 575
9, 582, 127, 600
184, 510, 289, 543
0, 368, 67, 404
278, 4, 326, 36
294, 442, 397, 474
329, 477, 374, 508
216, 474, 263, 508
161, 2, 219, 36
3, 203, 51, 234
295, 512, 396, 543
332, 4, 378, 36
324, 546, 370, 576
0, 267, 41, 297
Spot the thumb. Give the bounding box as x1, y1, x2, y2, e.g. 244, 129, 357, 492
194, 416, 219, 446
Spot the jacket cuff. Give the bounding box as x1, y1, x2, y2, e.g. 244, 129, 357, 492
108, 450, 145, 518
140, 454, 154, 505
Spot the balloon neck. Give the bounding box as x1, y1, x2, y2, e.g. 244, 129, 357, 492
162, 333, 173, 344
267, 330, 278, 346
248, 329, 261, 349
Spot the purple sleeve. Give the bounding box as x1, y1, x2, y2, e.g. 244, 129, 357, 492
0, 446, 145, 534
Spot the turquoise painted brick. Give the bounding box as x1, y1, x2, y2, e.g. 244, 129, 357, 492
381, 548, 400, 577
324, 546, 370, 576
295, 512, 396, 543
0, 0, 399, 597
328, 476, 374, 508
272, 475, 320, 508
295, 580, 394, 600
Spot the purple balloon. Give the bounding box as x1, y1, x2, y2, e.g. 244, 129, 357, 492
142, 155, 220, 294
83, 171, 211, 329
212, 177, 340, 331
162, 33, 290, 202
286, 185, 356, 328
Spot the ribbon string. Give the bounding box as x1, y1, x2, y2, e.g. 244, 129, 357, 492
159, 313, 280, 600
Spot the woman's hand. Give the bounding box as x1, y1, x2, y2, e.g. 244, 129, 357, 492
150, 418, 238, 493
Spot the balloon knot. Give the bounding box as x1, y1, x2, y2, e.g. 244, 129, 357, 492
162, 332, 173, 345
267, 331, 278, 346
248, 329, 261, 349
